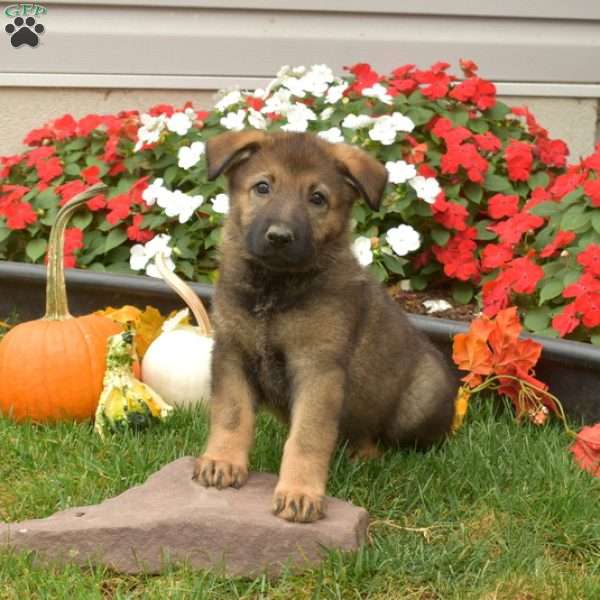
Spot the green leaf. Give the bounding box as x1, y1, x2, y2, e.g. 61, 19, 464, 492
591, 332, 600, 347
452, 281, 474, 305
369, 262, 387, 283
562, 187, 584, 205
406, 107, 435, 126
163, 165, 179, 188
524, 308, 550, 332
468, 119, 489, 134
484, 101, 510, 120
538, 279, 564, 304
63, 138, 88, 152
591, 211, 600, 235
528, 171, 549, 190
410, 275, 428, 291
382, 254, 407, 275
563, 269, 581, 287
71, 211, 93, 230
431, 227, 450, 246
484, 173, 513, 193
560, 205, 590, 232
35, 189, 59, 209
529, 202, 561, 217
177, 261, 195, 280
64, 163, 81, 176
104, 228, 127, 254
0, 224, 11, 243
25, 238, 48, 262
463, 182, 483, 205
475, 220, 497, 241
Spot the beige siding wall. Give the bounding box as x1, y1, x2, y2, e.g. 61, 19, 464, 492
1, 1, 599, 158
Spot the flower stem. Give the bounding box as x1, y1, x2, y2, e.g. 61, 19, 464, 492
44, 183, 107, 320
154, 252, 213, 336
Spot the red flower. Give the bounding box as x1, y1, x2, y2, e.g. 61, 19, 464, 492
413, 61, 454, 99
64, 227, 84, 254
246, 96, 265, 111
108, 162, 126, 176
481, 243, 514, 271
537, 138, 568, 169
148, 103, 175, 117
440, 143, 488, 183
577, 244, 600, 277
56, 180, 87, 206
504, 256, 544, 294
432, 228, 480, 282
87, 194, 106, 212
539, 230, 576, 258
25, 146, 54, 168
127, 214, 155, 243
345, 63, 381, 93
563, 273, 600, 298
584, 179, 600, 207
505, 140, 533, 181
571, 424, 600, 478
487, 194, 519, 219
583, 145, 600, 173
575, 292, 600, 328
36, 157, 63, 184
552, 303, 580, 336
129, 176, 150, 205
549, 172, 584, 199
52, 114, 77, 140
459, 58, 479, 77
474, 132, 501, 153
449, 77, 496, 110
3, 202, 37, 230
102, 135, 120, 162
524, 187, 552, 212
488, 212, 544, 246
431, 117, 471, 146
23, 126, 54, 146
77, 114, 103, 136
482, 274, 512, 317
0, 185, 29, 211
432, 194, 468, 231
0, 154, 23, 178
106, 194, 132, 225
81, 165, 101, 185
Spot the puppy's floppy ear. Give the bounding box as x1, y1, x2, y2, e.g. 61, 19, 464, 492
330, 143, 388, 211
206, 130, 267, 180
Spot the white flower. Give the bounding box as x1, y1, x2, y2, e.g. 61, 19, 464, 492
385, 160, 417, 184
351, 236, 373, 267
166, 111, 193, 136
385, 225, 421, 257
409, 176, 441, 204
280, 103, 317, 132
211, 193, 230, 214
326, 82, 348, 104
302, 64, 335, 97
368, 112, 415, 146
422, 299, 453, 314
215, 90, 242, 112
157, 189, 203, 224
261, 88, 293, 115
134, 113, 167, 151
247, 108, 267, 130
142, 177, 165, 207
130, 234, 175, 278
220, 109, 246, 131
318, 127, 344, 144
281, 75, 307, 98
342, 114, 374, 130
362, 83, 393, 105
320, 107, 335, 121
177, 141, 206, 170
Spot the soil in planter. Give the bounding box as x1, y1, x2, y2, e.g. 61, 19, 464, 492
388, 286, 478, 322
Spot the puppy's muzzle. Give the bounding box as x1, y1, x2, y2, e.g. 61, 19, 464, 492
265, 223, 295, 248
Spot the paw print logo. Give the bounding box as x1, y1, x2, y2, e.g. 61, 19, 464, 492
5, 16, 45, 48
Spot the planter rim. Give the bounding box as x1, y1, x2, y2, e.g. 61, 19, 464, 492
2, 259, 599, 370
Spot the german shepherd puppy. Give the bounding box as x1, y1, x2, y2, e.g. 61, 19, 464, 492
193, 131, 457, 523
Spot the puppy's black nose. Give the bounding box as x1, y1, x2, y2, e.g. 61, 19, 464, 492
265, 224, 294, 247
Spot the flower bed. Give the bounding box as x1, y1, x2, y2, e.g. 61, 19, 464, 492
1, 60, 600, 344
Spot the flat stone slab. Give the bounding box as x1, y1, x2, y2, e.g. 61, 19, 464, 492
0, 457, 369, 576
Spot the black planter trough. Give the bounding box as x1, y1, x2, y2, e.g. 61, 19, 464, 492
1, 260, 599, 423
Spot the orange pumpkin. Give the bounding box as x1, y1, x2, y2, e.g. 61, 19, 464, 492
0, 183, 122, 422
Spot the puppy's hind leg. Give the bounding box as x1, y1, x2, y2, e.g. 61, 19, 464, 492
385, 351, 456, 448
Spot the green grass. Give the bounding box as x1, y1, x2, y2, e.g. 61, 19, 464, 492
1, 401, 600, 599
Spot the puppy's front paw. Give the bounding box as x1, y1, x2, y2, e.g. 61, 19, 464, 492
272, 486, 325, 523
193, 455, 248, 489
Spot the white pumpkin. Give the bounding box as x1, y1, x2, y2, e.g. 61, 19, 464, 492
141, 253, 213, 408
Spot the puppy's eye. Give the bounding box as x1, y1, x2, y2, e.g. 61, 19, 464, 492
309, 192, 327, 207
254, 181, 270, 195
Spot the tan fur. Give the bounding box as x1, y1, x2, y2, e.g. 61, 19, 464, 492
194, 132, 458, 522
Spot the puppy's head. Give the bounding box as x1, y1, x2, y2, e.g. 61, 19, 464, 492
206, 131, 387, 271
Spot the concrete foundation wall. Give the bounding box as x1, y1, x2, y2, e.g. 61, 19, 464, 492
0, 88, 597, 162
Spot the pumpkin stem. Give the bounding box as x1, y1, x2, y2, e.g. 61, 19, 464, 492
154, 252, 213, 336
44, 183, 107, 320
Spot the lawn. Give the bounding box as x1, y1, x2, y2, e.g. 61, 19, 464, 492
1, 400, 600, 599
